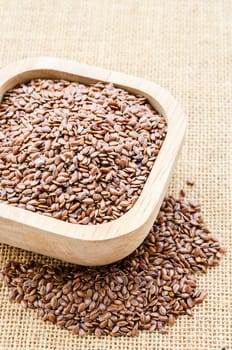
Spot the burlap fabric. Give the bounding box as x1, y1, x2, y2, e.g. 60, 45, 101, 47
0, 1, 231, 349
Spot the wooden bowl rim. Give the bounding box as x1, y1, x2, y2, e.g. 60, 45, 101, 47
0, 56, 187, 242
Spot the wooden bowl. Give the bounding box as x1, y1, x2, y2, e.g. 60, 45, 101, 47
0, 57, 187, 266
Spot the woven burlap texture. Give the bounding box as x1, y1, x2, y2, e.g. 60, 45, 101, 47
0, 1, 231, 349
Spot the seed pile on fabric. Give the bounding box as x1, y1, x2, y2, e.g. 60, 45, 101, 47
0, 79, 167, 225
0, 194, 224, 337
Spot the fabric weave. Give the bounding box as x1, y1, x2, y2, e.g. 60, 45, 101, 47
0, 1, 231, 349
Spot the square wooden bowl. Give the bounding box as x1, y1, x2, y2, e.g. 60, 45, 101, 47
0, 57, 187, 266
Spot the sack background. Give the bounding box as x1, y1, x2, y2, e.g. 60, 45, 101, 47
0, 1, 231, 349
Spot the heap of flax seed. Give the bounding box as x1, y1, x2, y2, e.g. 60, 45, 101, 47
0, 194, 224, 336
0, 79, 167, 225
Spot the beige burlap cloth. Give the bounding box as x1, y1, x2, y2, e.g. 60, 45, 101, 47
0, 1, 231, 349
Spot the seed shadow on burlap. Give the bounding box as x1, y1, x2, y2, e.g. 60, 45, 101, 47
0, 1, 231, 349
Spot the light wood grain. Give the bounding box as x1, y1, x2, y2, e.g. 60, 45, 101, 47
0, 57, 187, 265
